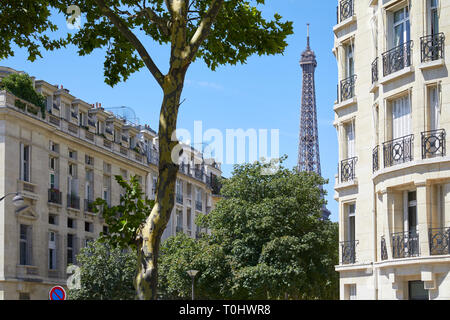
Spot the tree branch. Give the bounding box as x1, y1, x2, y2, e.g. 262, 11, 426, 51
94, 0, 165, 88
184, 0, 224, 63
144, 8, 171, 37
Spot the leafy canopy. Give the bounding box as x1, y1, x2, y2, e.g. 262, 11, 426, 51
67, 239, 137, 300
0, 72, 46, 110
158, 157, 339, 300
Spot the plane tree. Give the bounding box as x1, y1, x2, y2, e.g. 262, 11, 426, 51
0, 0, 293, 299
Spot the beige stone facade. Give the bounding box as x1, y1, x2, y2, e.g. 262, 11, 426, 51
0, 67, 221, 299
333, 0, 450, 299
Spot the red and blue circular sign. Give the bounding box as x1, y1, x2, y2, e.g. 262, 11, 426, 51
49, 286, 66, 300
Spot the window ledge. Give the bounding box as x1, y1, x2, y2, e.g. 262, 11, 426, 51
419, 59, 445, 70
335, 178, 358, 191
380, 66, 414, 85
334, 97, 357, 112
333, 15, 357, 35
370, 81, 379, 93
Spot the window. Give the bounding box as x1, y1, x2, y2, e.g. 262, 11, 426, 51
20, 144, 30, 182
49, 141, 59, 153
391, 95, 411, 140
348, 204, 356, 243
187, 209, 192, 230
392, 6, 410, 48
408, 281, 429, 300
427, 85, 440, 131
48, 231, 57, 270
85, 155, 94, 166
428, 0, 439, 35
102, 225, 109, 235
176, 180, 183, 197
85, 221, 93, 233
84, 238, 93, 247
346, 44, 354, 78
176, 209, 183, 231
67, 218, 76, 229
85, 169, 94, 201
67, 234, 75, 265
152, 176, 157, 196
49, 214, 57, 225
68, 149, 77, 160
19, 293, 30, 300
345, 121, 355, 159
19, 224, 32, 265
348, 284, 357, 300
407, 191, 417, 234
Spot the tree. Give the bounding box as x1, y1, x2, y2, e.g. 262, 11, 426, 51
67, 239, 137, 300
0, 73, 46, 116
158, 158, 339, 299
0, 0, 293, 299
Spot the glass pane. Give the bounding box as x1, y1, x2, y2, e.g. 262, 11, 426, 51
409, 281, 429, 300
394, 9, 404, 23
394, 24, 404, 47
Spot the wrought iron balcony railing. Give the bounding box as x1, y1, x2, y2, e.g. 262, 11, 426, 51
67, 194, 80, 210
372, 57, 378, 84
421, 129, 446, 159
391, 231, 419, 259
339, 0, 354, 23
48, 188, 62, 204
429, 227, 450, 256
382, 41, 413, 77
383, 134, 414, 168
373, 145, 379, 173
421, 33, 445, 63
340, 240, 358, 264
381, 236, 388, 260
340, 75, 356, 102
340, 156, 357, 183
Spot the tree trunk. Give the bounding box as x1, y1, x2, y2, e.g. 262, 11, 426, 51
135, 70, 186, 300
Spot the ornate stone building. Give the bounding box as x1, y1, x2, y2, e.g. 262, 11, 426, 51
333, 0, 450, 299
0, 66, 221, 299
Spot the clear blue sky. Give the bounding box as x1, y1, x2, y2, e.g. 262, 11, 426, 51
1, 1, 339, 221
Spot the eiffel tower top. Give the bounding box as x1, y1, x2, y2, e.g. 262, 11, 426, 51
300, 23, 317, 67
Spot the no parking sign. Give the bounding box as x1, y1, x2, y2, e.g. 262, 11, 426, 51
49, 286, 66, 300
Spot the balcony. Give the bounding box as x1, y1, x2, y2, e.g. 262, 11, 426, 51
391, 231, 420, 259
420, 33, 445, 64
340, 240, 358, 264
382, 134, 414, 168
382, 41, 413, 77
194, 168, 204, 181
340, 156, 357, 183
338, 0, 353, 23
67, 194, 80, 210
421, 129, 446, 159
372, 145, 379, 173
48, 188, 62, 204
340, 75, 356, 102
176, 193, 183, 205
429, 227, 450, 256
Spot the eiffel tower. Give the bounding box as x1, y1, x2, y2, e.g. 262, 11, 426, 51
297, 24, 330, 220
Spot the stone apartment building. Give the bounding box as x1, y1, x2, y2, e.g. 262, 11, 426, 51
333, 0, 450, 299
0, 66, 221, 299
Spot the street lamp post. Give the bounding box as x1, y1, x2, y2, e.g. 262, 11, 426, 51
0, 192, 26, 207
186, 269, 199, 300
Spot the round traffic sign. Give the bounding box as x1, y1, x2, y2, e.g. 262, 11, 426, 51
49, 286, 66, 300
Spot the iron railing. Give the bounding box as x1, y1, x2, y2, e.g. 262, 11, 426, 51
340, 240, 358, 264
339, 0, 354, 23
48, 188, 62, 204
421, 129, 446, 159
340, 75, 357, 101
372, 57, 378, 84
421, 33, 445, 63
373, 145, 379, 173
340, 156, 357, 183
382, 40, 413, 77
383, 134, 414, 168
67, 194, 80, 210
381, 236, 388, 260
429, 227, 450, 255
391, 231, 419, 259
